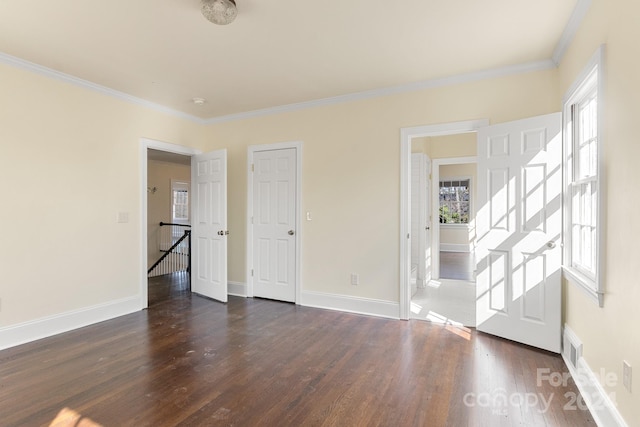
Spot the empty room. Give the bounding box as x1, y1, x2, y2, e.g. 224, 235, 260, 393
0, 1, 638, 426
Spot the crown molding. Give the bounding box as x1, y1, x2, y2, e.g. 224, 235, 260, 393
210, 0, 594, 125
1, 51, 558, 126
205, 59, 556, 124
0, 51, 206, 124
552, 0, 593, 66
2, 0, 593, 128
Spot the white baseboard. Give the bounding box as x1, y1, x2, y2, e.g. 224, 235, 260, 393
299, 290, 399, 319
228, 281, 247, 297
562, 326, 629, 427
0, 296, 141, 351
440, 243, 472, 252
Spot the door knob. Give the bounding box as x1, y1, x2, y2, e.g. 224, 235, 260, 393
546, 241, 556, 249
425, 226, 430, 230
217, 230, 224, 236
288, 230, 295, 236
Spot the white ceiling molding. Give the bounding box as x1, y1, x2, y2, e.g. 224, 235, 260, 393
2, 0, 593, 129
205, 59, 556, 124
0, 51, 206, 125
552, 0, 593, 66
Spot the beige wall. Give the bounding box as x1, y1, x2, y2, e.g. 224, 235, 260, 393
147, 160, 191, 266
425, 132, 477, 158
206, 69, 559, 302
559, 0, 640, 423
2, 3, 637, 421
0, 62, 206, 327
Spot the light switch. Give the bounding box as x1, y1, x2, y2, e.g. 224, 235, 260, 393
306, 211, 312, 221
117, 212, 129, 223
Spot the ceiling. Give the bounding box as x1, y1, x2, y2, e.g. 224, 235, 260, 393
0, 0, 578, 120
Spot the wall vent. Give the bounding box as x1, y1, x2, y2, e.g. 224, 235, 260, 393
563, 325, 583, 369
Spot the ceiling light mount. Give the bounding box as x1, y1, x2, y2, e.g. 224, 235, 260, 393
201, 0, 237, 25
192, 97, 206, 106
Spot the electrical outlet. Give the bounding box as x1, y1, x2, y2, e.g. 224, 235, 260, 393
350, 273, 359, 286
623, 361, 632, 393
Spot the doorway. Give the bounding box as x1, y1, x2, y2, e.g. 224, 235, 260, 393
401, 114, 563, 353
140, 139, 201, 308
399, 120, 488, 321
409, 135, 478, 327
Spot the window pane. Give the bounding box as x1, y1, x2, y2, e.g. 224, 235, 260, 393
439, 179, 470, 224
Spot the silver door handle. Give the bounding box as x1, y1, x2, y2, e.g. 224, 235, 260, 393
546, 241, 556, 249
288, 230, 295, 236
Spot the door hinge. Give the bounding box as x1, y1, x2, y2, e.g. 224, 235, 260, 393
251, 269, 254, 277
251, 216, 254, 224
251, 164, 254, 172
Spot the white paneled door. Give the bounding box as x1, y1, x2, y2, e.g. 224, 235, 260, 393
252, 148, 297, 302
191, 149, 227, 303
476, 113, 562, 353
411, 153, 431, 287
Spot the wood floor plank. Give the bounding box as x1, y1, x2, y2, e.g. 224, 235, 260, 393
0, 274, 596, 426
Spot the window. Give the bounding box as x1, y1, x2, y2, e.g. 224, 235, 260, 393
171, 180, 189, 224
439, 178, 471, 224
563, 46, 604, 306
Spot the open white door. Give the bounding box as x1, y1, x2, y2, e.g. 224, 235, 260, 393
476, 113, 562, 353
411, 153, 432, 288
191, 149, 227, 303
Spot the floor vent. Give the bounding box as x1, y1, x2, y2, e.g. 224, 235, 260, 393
563, 326, 583, 369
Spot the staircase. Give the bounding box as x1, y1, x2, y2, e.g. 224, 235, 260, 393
148, 222, 191, 278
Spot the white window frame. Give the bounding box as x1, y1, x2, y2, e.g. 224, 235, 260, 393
562, 46, 605, 307
438, 176, 472, 227
171, 179, 190, 225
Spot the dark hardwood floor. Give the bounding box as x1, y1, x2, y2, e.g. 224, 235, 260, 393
0, 274, 595, 426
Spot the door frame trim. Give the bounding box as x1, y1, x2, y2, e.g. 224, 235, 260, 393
139, 138, 201, 309
246, 141, 303, 302
399, 120, 488, 320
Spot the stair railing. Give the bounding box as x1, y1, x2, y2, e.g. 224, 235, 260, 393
148, 222, 191, 278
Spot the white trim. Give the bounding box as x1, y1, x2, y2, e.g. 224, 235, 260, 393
206, 62, 554, 124
140, 138, 202, 308
0, 52, 205, 124
561, 327, 628, 427
562, 46, 605, 307
0, 296, 140, 350
246, 141, 303, 302
552, 0, 593, 66
1, 49, 555, 125
228, 281, 247, 297
432, 157, 478, 280
440, 243, 472, 253
400, 122, 487, 320
300, 291, 399, 320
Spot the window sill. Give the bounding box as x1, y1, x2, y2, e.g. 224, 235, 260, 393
439, 223, 470, 229
562, 265, 604, 307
